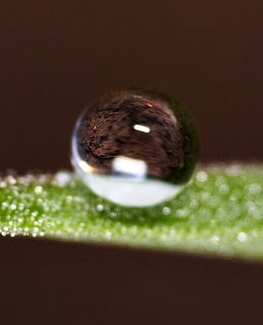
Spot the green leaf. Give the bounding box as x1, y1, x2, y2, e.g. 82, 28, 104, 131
1, 165, 263, 260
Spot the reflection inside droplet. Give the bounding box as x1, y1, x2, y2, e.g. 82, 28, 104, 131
112, 156, 147, 178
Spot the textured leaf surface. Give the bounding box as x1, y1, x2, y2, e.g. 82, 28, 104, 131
1, 165, 263, 260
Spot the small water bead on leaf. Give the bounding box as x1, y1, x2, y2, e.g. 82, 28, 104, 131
71, 89, 198, 206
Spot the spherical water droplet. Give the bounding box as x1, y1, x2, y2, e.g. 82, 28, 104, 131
34, 185, 43, 195
71, 89, 198, 206
196, 171, 208, 183
237, 232, 248, 242
54, 171, 72, 187
0, 181, 7, 188
10, 203, 17, 210
162, 206, 171, 215
96, 204, 104, 212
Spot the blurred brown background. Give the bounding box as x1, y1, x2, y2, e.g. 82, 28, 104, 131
0, 0, 262, 172
1, 3, 263, 324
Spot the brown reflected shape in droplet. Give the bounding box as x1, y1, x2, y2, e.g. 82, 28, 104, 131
76, 89, 198, 184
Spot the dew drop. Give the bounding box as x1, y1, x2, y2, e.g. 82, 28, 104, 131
0, 181, 7, 188
34, 186, 43, 195
104, 231, 112, 239
71, 89, 198, 206
10, 203, 17, 211
196, 171, 208, 183
6, 175, 17, 185
3, 226, 9, 232
162, 206, 171, 215
247, 183, 262, 196
54, 171, 72, 187
109, 212, 117, 218
1, 202, 8, 210
176, 208, 188, 218
210, 236, 219, 244
237, 232, 248, 242
96, 204, 104, 212
219, 184, 229, 195
31, 211, 38, 218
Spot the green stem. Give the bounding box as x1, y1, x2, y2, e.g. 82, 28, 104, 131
1, 165, 263, 260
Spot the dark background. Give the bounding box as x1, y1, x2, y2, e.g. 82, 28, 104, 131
1, 2, 263, 324
0, 0, 262, 172
2, 237, 263, 325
